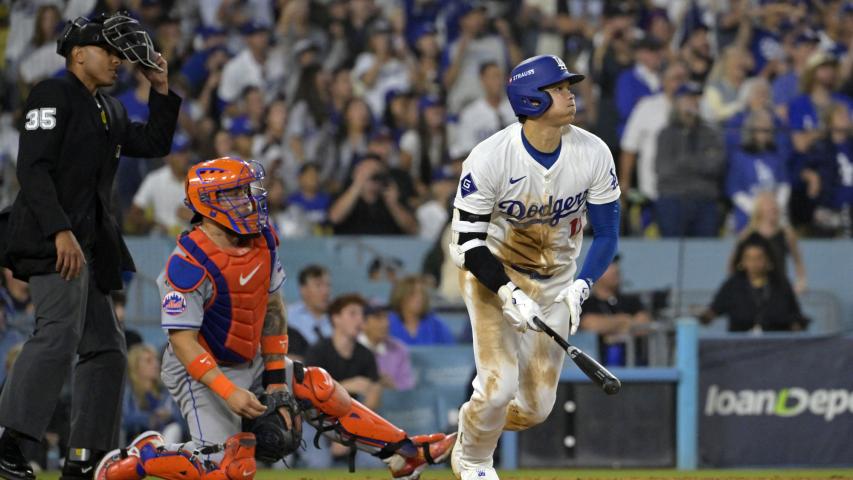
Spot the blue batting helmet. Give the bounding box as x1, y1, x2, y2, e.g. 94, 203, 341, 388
506, 55, 585, 118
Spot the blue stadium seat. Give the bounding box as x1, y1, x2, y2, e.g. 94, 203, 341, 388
379, 388, 442, 435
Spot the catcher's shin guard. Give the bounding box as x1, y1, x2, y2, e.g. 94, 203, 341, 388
292, 366, 417, 464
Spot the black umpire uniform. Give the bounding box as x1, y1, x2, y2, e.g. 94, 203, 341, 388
0, 13, 180, 480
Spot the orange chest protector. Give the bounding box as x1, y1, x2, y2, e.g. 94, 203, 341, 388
168, 226, 277, 363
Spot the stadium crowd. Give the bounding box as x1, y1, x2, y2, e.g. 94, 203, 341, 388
0, 0, 849, 472
2, 0, 853, 241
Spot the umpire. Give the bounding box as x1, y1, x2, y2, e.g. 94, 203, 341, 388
0, 13, 180, 480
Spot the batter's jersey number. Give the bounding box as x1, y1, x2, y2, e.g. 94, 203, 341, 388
570, 217, 582, 236
24, 108, 57, 131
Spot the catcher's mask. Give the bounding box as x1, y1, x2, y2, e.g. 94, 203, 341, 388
57, 13, 162, 71
185, 157, 269, 235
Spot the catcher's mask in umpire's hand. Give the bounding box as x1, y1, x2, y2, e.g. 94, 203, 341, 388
57, 13, 162, 71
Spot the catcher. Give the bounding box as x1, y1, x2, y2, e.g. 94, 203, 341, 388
95, 157, 454, 480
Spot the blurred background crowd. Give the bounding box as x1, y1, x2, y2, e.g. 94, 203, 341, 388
2, 0, 853, 242
1, 0, 852, 472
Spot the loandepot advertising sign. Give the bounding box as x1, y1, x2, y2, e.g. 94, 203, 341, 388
699, 336, 853, 467
704, 385, 853, 422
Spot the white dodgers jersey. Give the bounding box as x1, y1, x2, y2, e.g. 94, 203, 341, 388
453, 123, 620, 278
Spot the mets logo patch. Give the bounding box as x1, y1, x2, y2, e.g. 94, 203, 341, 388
162, 291, 187, 316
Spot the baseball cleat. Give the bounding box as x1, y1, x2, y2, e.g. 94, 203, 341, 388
93, 448, 143, 480
129, 431, 166, 453
460, 467, 499, 480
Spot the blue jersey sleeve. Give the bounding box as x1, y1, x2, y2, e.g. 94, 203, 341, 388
577, 200, 620, 285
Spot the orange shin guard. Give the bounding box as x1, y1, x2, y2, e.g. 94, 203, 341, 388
291, 366, 352, 417
293, 366, 412, 459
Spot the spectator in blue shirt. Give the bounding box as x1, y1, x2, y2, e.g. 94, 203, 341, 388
287, 163, 332, 233
786, 52, 853, 226
772, 30, 820, 118
615, 36, 664, 138
286, 265, 333, 355
726, 109, 791, 233
388, 276, 455, 345
787, 52, 853, 155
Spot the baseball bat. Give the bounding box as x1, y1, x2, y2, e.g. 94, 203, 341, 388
532, 316, 621, 395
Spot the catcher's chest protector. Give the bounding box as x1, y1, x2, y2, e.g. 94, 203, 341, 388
172, 227, 275, 363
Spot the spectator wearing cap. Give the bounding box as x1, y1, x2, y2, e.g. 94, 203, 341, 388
701, 45, 754, 125
286, 163, 333, 233
452, 61, 516, 157
772, 30, 820, 114
180, 28, 228, 95
655, 83, 726, 237
615, 36, 664, 139
619, 62, 688, 231
352, 20, 412, 118
217, 21, 277, 103
387, 276, 455, 346
741, 0, 794, 77
788, 52, 853, 155
358, 304, 415, 391
328, 154, 419, 235
579, 254, 652, 367
442, 1, 523, 113
126, 133, 195, 236
416, 166, 457, 242
726, 109, 791, 233
226, 115, 256, 159
400, 96, 450, 191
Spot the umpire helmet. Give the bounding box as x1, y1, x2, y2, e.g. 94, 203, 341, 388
57, 13, 162, 71
506, 55, 585, 118
185, 158, 269, 235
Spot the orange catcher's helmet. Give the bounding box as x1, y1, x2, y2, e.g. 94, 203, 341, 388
185, 157, 268, 235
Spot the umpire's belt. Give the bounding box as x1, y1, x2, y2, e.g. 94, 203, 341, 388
510, 264, 553, 280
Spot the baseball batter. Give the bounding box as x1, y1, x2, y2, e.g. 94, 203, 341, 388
95, 158, 454, 480
449, 55, 621, 480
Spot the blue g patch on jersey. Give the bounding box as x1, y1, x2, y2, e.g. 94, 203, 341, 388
460, 173, 478, 198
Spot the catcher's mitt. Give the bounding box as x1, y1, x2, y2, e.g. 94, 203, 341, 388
242, 389, 303, 463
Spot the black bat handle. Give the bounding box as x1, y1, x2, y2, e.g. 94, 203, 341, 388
532, 316, 621, 395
